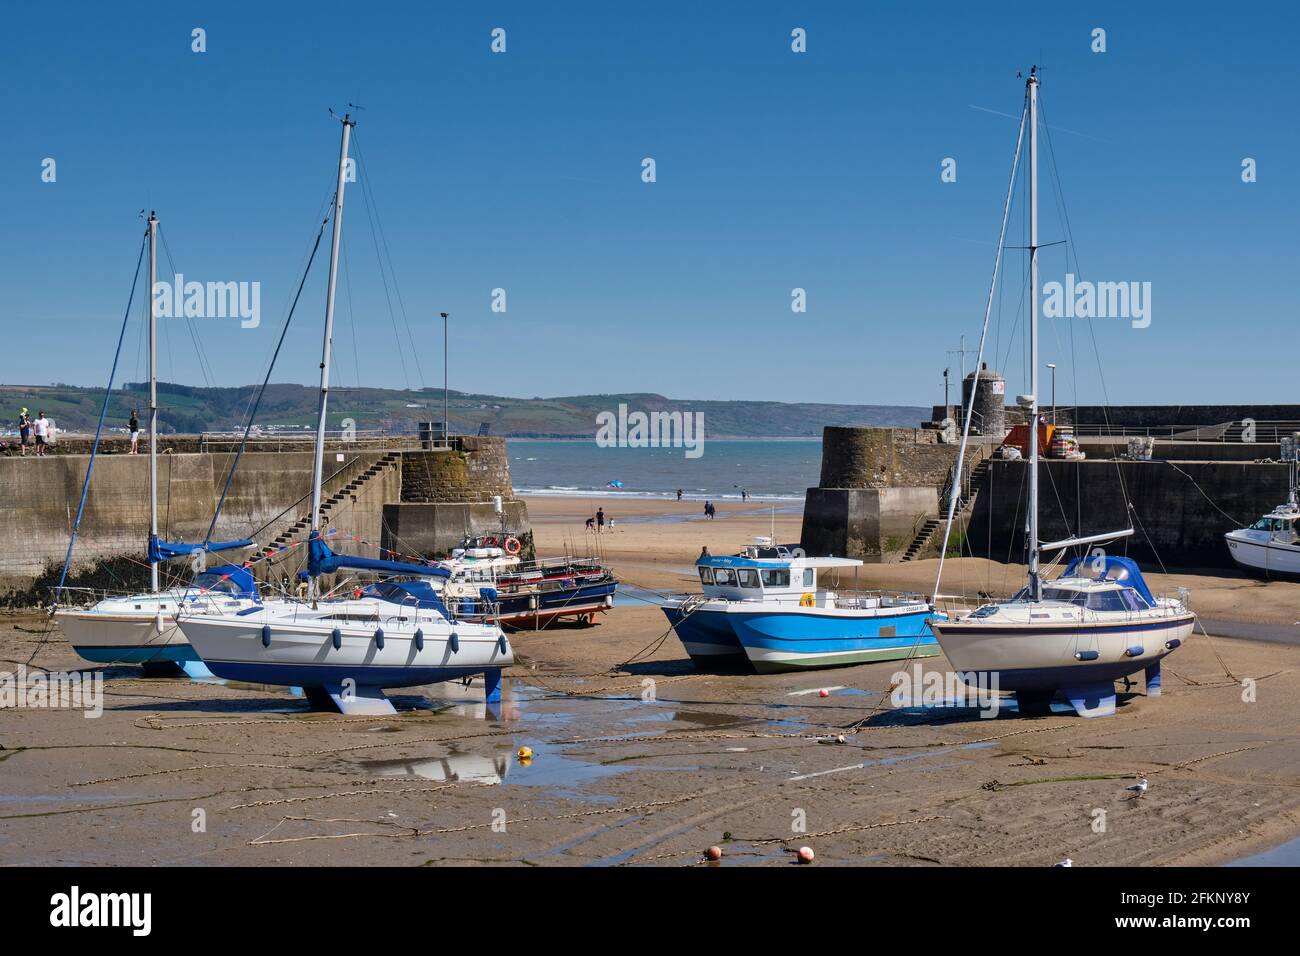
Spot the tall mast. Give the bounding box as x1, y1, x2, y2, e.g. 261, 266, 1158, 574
308, 114, 355, 601
147, 211, 159, 594
1026, 68, 1041, 601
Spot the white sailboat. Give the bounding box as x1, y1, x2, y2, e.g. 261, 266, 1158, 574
177, 114, 513, 715
927, 69, 1195, 718
55, 213, 256, 673
1224, 433, 1300, 579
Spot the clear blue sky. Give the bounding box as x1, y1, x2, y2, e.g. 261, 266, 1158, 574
2, 1, 1294, 408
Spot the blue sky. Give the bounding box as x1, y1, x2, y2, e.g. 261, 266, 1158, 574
2, 1, 1295, 407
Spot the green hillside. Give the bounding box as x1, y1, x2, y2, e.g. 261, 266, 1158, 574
0, 383, 926, 438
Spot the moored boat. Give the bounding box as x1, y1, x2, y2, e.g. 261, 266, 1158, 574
1224, 434, 1300, 580
664, 540, 940, 672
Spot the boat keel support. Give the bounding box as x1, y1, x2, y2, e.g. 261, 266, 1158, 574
484, 668, 502, 703
304, 683, 397, 716
1144, 661, 1162, 697
1060, 682, 1117, 718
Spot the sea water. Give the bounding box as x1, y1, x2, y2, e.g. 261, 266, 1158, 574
508, 439, 820, 501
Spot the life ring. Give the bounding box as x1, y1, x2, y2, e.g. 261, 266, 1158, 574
503, 536, 521, 555
799, 593, 815, 607
483, 535, 499, 547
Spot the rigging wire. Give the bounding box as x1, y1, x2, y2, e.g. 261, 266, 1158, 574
55, 232, 148, 602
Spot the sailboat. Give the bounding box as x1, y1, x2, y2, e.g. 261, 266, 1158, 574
926, 69, 1195, 718
1224, 432, 1300, 579
54, 212, 257, 673
177, 114, 513, 715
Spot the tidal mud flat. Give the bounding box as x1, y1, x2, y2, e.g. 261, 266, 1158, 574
2, 591, 1298, 867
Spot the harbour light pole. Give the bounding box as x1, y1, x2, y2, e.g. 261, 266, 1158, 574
440, 312, 449, 446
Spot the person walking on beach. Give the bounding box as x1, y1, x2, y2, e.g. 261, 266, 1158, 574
704, 500, 715, 520
129, 408, 140, 454
741, 488, 748, 501
17, 408, 31, 456
585, 516, 595, 531
596, 508, 605, 533
33, 411, 50, 457
676, 488, 683, 501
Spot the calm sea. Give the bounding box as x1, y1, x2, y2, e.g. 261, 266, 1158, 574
507, 439, 822, 501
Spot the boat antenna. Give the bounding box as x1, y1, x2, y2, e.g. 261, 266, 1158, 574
308, 112, 356, 603
930, 76, 1029, 606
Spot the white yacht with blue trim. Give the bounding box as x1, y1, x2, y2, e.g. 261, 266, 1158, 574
664, 539, 940, 672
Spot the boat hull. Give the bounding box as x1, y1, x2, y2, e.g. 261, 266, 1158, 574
930, 615, 1194, 692
56, 608, 199, 665
661, 605, 751, 669
177, 610, 511, 690
730, 606, 940, 673
1224, 532, 1300, 581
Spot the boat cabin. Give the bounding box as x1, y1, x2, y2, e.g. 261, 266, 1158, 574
695, 541, 865, 606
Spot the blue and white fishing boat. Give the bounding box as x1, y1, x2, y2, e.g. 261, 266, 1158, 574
664, 540, 940, 673
927, 69, 1194, 717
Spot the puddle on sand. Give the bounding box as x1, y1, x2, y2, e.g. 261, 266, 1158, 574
1227, 833, 1300, 867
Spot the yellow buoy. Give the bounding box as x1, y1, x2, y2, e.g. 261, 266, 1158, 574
517, 746, 533, 760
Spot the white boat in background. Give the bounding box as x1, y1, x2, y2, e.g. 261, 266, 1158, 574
176, 113, 513, 714
927, 68, 1193, 718
1225, 433, 1300, 580
55, 565, 260, 669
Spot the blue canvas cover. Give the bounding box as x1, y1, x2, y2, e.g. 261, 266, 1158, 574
1063, 554, 1156, 607
149, 534, 254, 563
308, 532, 450, 579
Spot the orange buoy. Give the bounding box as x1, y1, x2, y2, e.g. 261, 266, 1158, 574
705, 846, 723, 862
797, 846, 815, 864
503, 536, 521, 555
818, 688, 830, 698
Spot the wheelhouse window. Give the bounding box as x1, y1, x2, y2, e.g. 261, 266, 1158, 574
737, 568, 760, 588
713, 568, 738, 586
802, 569, 815, 588
698, 567, 714, 585
761, 568, 790, 588
1118, 589, 1149, 611
1041, 587, 1086, 605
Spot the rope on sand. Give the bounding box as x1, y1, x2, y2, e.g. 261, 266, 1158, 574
230, 784, 460, 811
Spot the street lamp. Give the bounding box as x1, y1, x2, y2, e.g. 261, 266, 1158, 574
1046, 363, 1057, 427
440, 312, 449, 447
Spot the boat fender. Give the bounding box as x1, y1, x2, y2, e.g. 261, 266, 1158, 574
1074, 649, 1100, 661
414, 628, 424, 651
1164, 638, 1181, 650
498, 636, 509, 655
374, 627, 385, 650
799, 593, 815, 607
449, 632, 460, 653
1123, 645, 1144, 658
331, 627, 342, 650
261, 624, 272, 648
503, 536, 521, 555
155, 612, 166, 635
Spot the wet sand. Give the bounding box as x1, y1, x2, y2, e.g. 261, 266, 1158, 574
1, 494, 1298, 866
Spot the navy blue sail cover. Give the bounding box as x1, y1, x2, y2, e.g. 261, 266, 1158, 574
307, 532, 450, 579
193, 564, 260, 600
149, 535, 253, 563
1063, 554, 1156, 608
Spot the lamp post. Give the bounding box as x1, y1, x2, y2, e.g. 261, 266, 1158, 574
440, 312, 449, 447
1046, 363, 1057, 427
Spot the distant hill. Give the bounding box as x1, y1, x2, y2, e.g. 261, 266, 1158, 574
0, 383, 925, 439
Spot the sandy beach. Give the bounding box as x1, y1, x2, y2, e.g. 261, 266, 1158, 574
2, 493, 1298, 867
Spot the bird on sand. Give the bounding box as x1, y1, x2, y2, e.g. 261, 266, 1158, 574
1125, 777, 1149, 799
1053, 858, 1073, 867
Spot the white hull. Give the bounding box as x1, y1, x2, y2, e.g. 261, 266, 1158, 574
55, 590, 254, 665
176, 599, 512, 691
1225, 530, 1300, 579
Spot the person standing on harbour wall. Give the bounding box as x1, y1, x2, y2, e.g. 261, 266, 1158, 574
129, 408, 140, 454
33, 411, 50, 457
17, 408, 31, 456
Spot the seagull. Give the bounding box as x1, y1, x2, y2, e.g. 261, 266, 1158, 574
1125, 777, 1149, 798
1053, 858, 1073, 867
